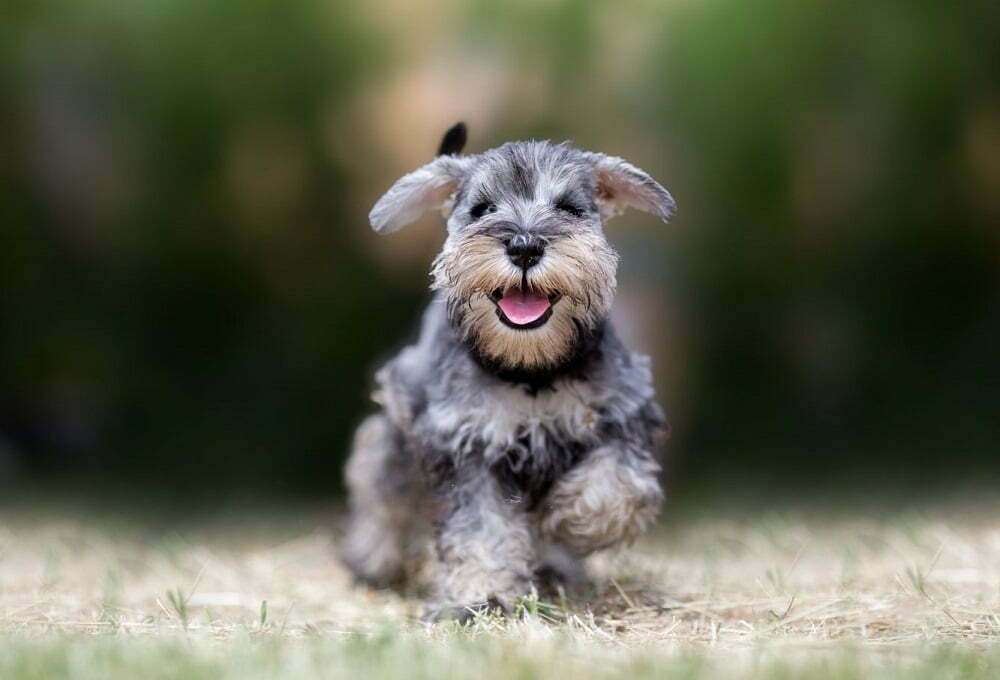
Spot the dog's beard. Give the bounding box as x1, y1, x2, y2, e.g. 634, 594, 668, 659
431, 230, 618, 370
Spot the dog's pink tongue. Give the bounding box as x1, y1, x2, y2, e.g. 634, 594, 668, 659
498, 289, 550, 325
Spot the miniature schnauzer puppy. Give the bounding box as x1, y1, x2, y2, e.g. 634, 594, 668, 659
341, 123, 675, 620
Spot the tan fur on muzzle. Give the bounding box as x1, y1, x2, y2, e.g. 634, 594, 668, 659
431, 229, 618, 370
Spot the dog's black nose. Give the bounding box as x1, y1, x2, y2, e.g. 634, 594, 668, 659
506, 235, 544, 270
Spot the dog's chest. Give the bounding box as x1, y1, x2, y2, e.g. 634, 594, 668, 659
426, 378, 601, 464
485, 382, 597, 447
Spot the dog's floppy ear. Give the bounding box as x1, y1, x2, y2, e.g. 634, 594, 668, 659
369, 154, 472, 234
585, 153, 676, 222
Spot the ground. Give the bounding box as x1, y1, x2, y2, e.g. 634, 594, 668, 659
2, 497, 1000, 679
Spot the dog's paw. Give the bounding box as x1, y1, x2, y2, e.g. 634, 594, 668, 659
423, 597, 507, 624
541, 446, 663, 554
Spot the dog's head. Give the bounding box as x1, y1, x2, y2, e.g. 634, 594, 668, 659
369, 124, 675, 372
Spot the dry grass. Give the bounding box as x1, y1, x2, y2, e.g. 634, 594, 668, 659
2, 500, 1000, 678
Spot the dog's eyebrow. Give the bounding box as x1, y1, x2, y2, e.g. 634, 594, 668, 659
569, 186, 600, 211
553, 191, 583, 205
468, 189, 497, 206
553, 190, 596, 214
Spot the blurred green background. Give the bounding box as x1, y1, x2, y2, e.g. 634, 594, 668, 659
1, 0, 998, 506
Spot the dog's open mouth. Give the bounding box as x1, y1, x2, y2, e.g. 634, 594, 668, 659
490, 287, 561, 329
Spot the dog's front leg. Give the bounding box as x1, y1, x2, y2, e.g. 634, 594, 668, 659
540, 443, 663, 556
341, 413, 420, 588
429, 466, 535, 621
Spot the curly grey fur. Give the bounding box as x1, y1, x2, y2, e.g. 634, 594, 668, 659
343, 132, 674, 619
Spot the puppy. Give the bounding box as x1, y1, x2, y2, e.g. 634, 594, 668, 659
342, 123, 675, 620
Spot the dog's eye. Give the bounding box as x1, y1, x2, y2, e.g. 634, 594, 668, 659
555, 199, 585, 218
470, 202, 497, 220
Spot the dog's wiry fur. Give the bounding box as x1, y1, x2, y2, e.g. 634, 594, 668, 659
342, 125, 675, 619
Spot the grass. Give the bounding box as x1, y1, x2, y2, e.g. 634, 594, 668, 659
2, 499, 1000, 678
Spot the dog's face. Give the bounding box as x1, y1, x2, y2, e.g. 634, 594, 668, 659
369, 131, 675, 372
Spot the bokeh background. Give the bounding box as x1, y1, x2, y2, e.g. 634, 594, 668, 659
2, 0, 998, 509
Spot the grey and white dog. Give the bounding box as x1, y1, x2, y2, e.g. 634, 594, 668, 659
341, 123, 675, 620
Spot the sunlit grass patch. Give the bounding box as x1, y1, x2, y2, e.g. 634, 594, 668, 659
2, 630, 1000, 680
2, 503, 1000, 678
